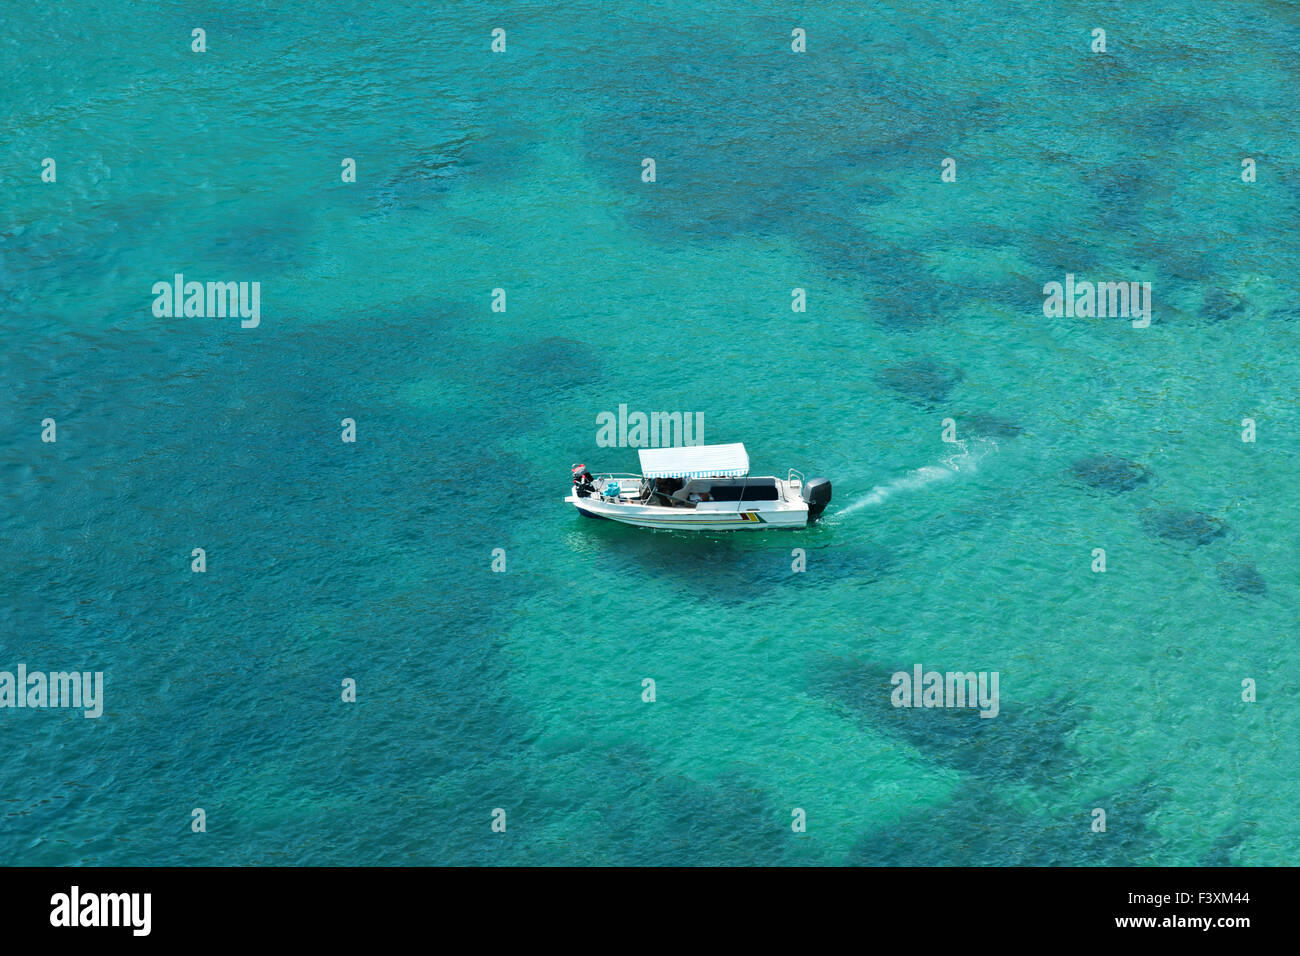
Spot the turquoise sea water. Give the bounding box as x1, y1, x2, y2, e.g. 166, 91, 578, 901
2, 1, 1297, 865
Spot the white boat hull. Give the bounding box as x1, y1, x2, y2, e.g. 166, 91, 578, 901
564, 492, 810, 531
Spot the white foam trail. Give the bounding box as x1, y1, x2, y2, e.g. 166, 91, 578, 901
839, 438, 995, 516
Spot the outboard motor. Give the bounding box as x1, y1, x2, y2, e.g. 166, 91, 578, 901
572, 463, 595, 498
802, 477, 832, 522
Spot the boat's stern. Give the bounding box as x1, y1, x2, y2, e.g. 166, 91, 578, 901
802, 477, 832, 522
567, 464, 636, 518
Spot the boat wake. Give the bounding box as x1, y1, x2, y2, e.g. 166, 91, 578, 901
839, 438, 997, 516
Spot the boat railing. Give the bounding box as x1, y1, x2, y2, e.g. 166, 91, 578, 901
786, 469, 805, 501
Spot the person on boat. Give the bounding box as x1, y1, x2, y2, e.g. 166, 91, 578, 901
656, 477, 684, 505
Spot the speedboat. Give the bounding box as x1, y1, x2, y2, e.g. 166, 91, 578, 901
565, 443, 831, 531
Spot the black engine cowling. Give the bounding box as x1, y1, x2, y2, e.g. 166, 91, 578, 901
572, 463, 595, 498
802, 477, 832, 521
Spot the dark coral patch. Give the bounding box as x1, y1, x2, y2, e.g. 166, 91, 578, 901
1069, 455, 1151, 493
848, 777, 1165, 866
368, 152, 462, 214
1200, 821, 1256, 866
877, 358, 964, 406
508, 336, 601, 393
1141, 509, 1229, 548
812, 657, 1077, 789
1217, 561, 1266, 596
1201, 289, 1247, 323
